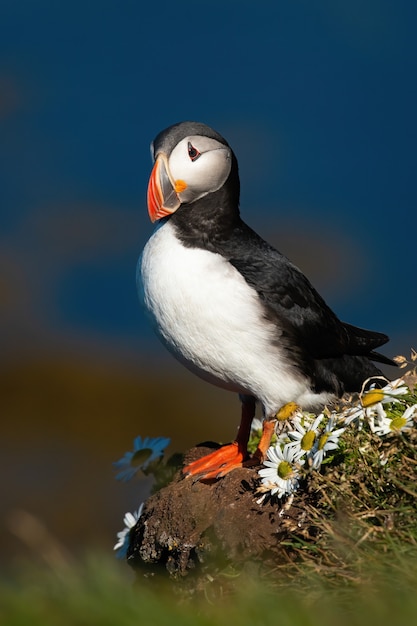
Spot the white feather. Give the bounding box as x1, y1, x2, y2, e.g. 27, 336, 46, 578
138, 221, 333, 415
168, 136, 231, 204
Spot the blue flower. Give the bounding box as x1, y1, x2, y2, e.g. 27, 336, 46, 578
113, 504, 144, 559
113, 435, 171, 481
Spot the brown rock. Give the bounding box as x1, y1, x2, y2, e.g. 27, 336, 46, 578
127, 444, 306, 581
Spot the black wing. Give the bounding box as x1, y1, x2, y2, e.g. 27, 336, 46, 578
215, 220, 391, 361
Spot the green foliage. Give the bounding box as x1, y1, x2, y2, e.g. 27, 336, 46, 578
275, 384, 417, 588
2, 550, 417, 626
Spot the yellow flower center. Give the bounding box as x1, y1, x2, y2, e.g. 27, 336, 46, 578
132, 448, 153, 466
362, 389, 384, 407
301, 430, 316, 451
276, 402, 299, 421
317, 433, 329, 450
390, 416, 407, 431
277, 461, 293, 479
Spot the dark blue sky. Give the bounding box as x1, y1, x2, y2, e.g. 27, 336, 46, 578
1, 0, 416, 362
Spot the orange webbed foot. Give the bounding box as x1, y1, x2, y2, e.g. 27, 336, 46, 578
182, 442, 247, 481
182, 419, 277, 481
182, 398, 277, 482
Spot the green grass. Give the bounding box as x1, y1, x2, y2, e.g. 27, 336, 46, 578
2, 547, 417, 626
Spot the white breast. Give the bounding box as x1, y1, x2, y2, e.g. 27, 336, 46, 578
138, 221, 332, 414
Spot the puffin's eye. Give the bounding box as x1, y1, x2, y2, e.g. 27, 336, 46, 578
187, 142, 201, 162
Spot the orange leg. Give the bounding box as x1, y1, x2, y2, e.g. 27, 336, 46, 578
183, 398, 275, 481
251, 419, 275, 463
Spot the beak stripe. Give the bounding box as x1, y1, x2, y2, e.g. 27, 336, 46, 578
147, 155, 182, 223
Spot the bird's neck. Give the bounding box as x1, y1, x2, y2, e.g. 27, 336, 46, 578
170, 171, 241, 249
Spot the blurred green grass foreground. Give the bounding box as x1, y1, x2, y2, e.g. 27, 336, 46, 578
2, 546, 417, 626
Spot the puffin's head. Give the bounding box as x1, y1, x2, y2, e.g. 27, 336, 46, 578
147, 121, 234, 223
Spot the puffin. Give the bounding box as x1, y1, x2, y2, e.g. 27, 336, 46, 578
138, 121, 395, 480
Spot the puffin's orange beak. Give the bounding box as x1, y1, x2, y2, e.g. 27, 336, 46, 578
147, 154, 184, 223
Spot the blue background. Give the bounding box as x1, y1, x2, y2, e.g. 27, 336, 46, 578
0, 0, 415, 561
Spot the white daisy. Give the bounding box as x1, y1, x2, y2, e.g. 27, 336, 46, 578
361, 378, 409, 409
381, 378, 410, 399
342, 404, 366, 427
258, 444, 304, 499
340, 378, 409, 430
373, 404, 417, 437
402, 403, 417, 423
286, 413, 324, 461
311, 418, 345, 470
273, 403, 304, 442
113, 503, 144, 558
372, 414, 396, 437
344, 388, 406, 433
364, 402, 388, 433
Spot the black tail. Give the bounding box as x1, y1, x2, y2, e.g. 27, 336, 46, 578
343, 322, 389, 352
369, 350, 398, 367
342, 322, 397, 367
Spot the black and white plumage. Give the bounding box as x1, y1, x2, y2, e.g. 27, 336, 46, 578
138, 121, 395, 479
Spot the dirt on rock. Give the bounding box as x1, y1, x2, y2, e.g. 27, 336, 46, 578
127, 443, 309, 584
